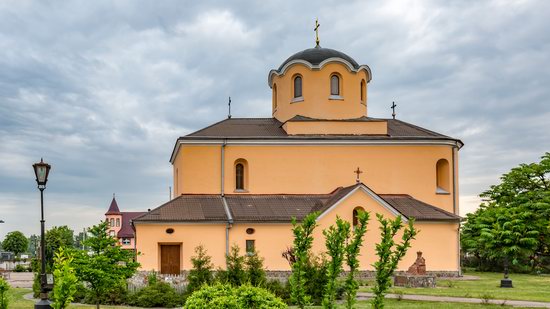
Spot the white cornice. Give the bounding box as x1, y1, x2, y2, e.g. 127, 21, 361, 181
170, 138, 462, 163
268, 57, 372, 88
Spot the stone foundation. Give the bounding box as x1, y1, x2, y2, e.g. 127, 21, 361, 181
394, 275, 436, 288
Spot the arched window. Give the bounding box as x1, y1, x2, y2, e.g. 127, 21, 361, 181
293, 76, 302, 98
353, 207, 365, 229
360, 79, 366, 103
110, 218, 114, 227
116, 218, 120, 227
436, 159, 450, 193
273, 84, 278, 110
235, 162, 246, 191
330, 75, 340, 95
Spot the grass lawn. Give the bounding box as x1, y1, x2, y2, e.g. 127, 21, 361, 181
359, 271, 550, 302
299, 299, 540, 308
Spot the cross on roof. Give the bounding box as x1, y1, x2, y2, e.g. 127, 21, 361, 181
354, 167, 363, 183
228, 96, 232, 119
314, 19, 321, 47
391, 101, 397, 119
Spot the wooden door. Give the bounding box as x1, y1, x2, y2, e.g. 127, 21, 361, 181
160, 244, 181, 275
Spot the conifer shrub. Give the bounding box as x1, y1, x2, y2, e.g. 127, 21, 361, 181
216, 245, 246, 286
244, 249, 266, 287
186, 245, 214, 293
184, 283, 286, 309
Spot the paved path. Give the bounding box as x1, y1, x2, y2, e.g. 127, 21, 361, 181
357, 292, 550, 308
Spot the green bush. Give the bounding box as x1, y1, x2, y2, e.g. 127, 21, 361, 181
245, 249, 266, 287
128, 278, 184, 308
187, 245, 214, 293
82, 282, 128, 305
184, 283, 286, 309
13, 264, 27, 272
265, 280, 291, 304
0, 277, 9, 309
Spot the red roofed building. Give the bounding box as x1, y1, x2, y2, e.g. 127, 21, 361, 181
105, 196, 145, 250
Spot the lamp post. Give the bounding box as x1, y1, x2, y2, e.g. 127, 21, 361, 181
32, 158, 52, 309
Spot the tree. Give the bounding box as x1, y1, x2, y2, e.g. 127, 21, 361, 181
72, 221, 139, 309
223, 245, 246, 286
462, 152, 550, 273
322, 216, 350, 309
289, 212, 318, 308
371, 215, 418, 309
245, 248, 266, 287
51, 247, 78, 309
2, 231, 28, 256
344, 210, 370, 309
186, 245, 214, 293
45, 226, 74, 263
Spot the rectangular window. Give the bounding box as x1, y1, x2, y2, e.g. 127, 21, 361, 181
116, 218, 120, 227
246, 240, 255, 255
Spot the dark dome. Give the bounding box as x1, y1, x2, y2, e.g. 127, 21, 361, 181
278, 46, 360, 71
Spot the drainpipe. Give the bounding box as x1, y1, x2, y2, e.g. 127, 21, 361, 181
222, 197, 234, 256
221, 139, 227, 197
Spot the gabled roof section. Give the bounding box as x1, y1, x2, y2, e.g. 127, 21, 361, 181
133, 185, 460, 224
105, 197, 121, 215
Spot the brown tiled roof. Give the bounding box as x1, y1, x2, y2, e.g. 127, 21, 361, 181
133, 195, 228, 222
118, 212, 146, 238
379, 194, 461, 222
134, 184, 460, 223
105, 197, 121, 215
181, 117, 457, 140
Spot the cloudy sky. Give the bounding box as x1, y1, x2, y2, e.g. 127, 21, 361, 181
1, 0, 549, 239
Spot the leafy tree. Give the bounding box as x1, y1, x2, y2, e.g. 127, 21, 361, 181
344, 210, 370, 309
223, 245, 246, 286
72, 221, 139, 309
244, 248, 266, 287
51, 247, 78, 309
45, 226, 74, 263
289, 212, 318, 308
462, 152, 550, 273
371, 215, 418, 309
0, 277, 9, 309
186, 245, 214, 293
2, 231, 28, 256
322, 216, 350, 309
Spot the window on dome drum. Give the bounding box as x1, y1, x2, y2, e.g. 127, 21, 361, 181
436, 159, 450, 194
110, 218, 114, 227
246, 240, 255, 255
353, 207, 365, 230
236, 163, 245, 190
360, 80, 366, 103
273, 84, 278, 110
116, 218, 120, 227
293, 76, 303, 98
330, 75, 340, 95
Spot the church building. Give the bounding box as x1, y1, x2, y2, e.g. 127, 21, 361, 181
132, 35, 463, 276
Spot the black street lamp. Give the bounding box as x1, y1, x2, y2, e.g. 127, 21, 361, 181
32, 158, 52, 308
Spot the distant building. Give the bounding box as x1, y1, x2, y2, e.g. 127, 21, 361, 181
104, 196, 145, 250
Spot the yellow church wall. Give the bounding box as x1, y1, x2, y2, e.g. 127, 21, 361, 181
135, 223, 227, 271
313, 189, 459, 272
174, 144, 457, 214
272, 63, 370, 122
283, 120, 388, 135
135, 188, 458, 272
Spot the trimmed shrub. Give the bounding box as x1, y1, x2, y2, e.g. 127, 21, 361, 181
184, 283, 286, 309
14, 264, 27, 272
128, 275, 184, 308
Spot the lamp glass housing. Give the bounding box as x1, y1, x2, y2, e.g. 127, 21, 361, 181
33, 159, 51, 188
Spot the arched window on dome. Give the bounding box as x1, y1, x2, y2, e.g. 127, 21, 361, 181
436, 159, 450, 194
360, 79, 366, 104
235, 159, 248, 191
272, 84, 278, 111
330, 75, 340, 96
353, 207, 365, 230
293, 75, 303, 99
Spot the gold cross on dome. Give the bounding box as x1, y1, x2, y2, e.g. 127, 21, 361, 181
314, 18, 321, 47
354, 167, 363, 183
